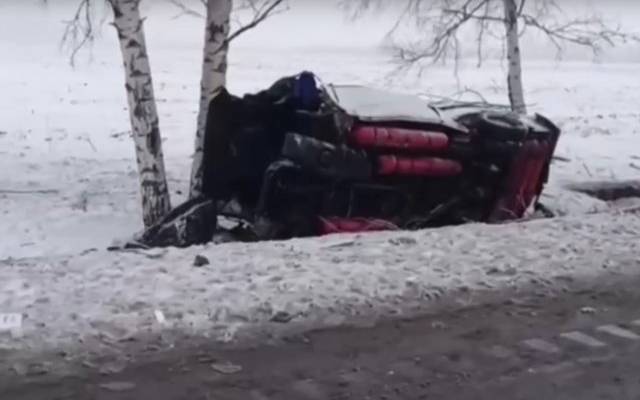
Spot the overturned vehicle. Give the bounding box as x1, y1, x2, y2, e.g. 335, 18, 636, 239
141, 72, 561, 247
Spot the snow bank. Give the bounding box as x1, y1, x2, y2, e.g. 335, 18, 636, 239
1, 211, 639, 366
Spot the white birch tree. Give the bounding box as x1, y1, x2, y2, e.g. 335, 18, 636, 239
60, 0, 286, 231
108, 0, 172, 226
347, 0, 640, 114
502, 0, 526, 113
62, 0, 171, 227
175, 0, 287, 199
190, 0, 233, 199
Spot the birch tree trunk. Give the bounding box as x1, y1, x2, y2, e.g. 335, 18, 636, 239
189, 0, 233, 199
502, 0, 527, 114
109, 0, 172, 227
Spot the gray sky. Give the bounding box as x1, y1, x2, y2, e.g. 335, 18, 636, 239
1, 0, 639, 61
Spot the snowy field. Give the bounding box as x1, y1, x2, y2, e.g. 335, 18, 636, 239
1, 1, 639, 366
1, 3, 640, 259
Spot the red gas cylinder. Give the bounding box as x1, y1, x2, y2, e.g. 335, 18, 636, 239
377, 156, 463, 177
351, 126, 449, 152
318, 217, 399, 235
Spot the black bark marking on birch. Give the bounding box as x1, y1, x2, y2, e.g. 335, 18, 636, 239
214, 59, 228, 74
126, 39, 141, 49
127, 53, 136, 72
130, 68, 146, 78
135, 49, 148, 60
140, 162, 160, 176
148, 127, 160, 156
207, 22, 225, 42
144, 77, 153, 94
141, 181, 161, 190
133, 101, 146, 121
112, 5, 123, 19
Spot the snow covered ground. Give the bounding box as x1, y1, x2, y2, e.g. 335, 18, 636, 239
1, 1, 639, 367
2, 3, 639, 259
1, 212, 639, 367
2, 48, 638, 258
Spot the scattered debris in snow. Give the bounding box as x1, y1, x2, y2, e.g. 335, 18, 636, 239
271, 311, 295, 324
0, 313, 22, 331
0, 313, 23, 338
98, 361, 127, 376
99, 381, 137, 392
154, 310, 167, 325
193, 255, 210, 267
211, 361, 243, 375
580, 306, 598, 315
431, 321, 448, 330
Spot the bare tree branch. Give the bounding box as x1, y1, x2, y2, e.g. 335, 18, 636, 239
475, 0, 491, 66
167, 0, 288, 53
167, 0, 205, 18
354, 0, 640, 70
348, 0, 640, 113
224, 0, 286, 50
393, 0, 491, 66
60, 0, 96, 66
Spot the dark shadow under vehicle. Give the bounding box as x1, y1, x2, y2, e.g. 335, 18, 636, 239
139, 72, 561, 247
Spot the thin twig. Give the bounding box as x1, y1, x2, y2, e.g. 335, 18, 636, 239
222, 0, 286, 52
60, 0, 95, 67
166, 0, 287, 54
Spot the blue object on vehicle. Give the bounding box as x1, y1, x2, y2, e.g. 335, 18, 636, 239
294, 71, 320, 111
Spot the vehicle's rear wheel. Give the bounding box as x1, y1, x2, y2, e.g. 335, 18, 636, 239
477, 111, 528, 141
